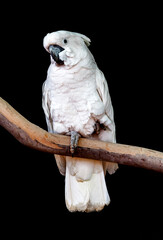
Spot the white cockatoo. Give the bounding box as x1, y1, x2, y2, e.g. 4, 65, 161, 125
42, 30, 118, 212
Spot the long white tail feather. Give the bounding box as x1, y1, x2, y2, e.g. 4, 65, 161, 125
65, 157, 110, 212
65, 171, 90, 212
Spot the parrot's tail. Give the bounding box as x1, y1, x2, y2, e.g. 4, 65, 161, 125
65, 157, 110, 212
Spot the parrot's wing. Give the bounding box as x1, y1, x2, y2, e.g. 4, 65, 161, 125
42, 81, 66, 175
95, 68, 116, 139
42, 82, 53, 133
95, 68, 118, 174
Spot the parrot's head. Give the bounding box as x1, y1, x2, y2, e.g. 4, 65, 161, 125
43, 30, 91, 67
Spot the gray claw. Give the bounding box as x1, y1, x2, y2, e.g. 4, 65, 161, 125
94, 122, 100, 135
70, 131, 80, 155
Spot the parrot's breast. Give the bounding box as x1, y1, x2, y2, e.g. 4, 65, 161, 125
46, 65, 102, 136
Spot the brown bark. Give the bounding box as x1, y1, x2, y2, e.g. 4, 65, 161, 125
0, 97, 163, 173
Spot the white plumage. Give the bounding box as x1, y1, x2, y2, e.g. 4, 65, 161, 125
42, 30, 118, 212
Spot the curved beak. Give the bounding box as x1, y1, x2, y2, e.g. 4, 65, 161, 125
49, 45, 65, 65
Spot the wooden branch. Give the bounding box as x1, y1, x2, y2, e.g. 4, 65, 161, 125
0, 97, 163, 173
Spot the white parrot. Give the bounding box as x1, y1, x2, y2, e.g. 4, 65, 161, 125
42, 30, 118, 212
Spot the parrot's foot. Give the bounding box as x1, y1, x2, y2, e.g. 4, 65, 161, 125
94, 122, 100, 135
94, 122, 107, 135
70, 131, 80, 155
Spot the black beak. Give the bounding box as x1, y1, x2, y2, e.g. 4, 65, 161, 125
49, 45, 65, 65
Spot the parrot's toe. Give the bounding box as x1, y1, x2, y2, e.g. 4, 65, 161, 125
94, 122, 100, 135
94, 122, 107, 135
70, 131, 80, 155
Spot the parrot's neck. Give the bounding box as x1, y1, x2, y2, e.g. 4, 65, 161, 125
48, 54, 96, 84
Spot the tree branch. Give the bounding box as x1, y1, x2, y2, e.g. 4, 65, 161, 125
0, 97, 163, 173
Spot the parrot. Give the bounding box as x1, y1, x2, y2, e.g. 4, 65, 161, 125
42, 30, 118, 212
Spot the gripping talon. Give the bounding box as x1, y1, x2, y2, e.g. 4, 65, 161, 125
70, 131, 80, 155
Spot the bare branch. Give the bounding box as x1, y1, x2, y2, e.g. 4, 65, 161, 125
0, 97, 163, 173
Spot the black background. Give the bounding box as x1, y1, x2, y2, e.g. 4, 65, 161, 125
1, 3, 162, 239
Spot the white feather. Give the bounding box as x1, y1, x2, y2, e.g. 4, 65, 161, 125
42, 30, 118, 212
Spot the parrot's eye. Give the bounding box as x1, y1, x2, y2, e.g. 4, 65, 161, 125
63, 39, 68, 44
